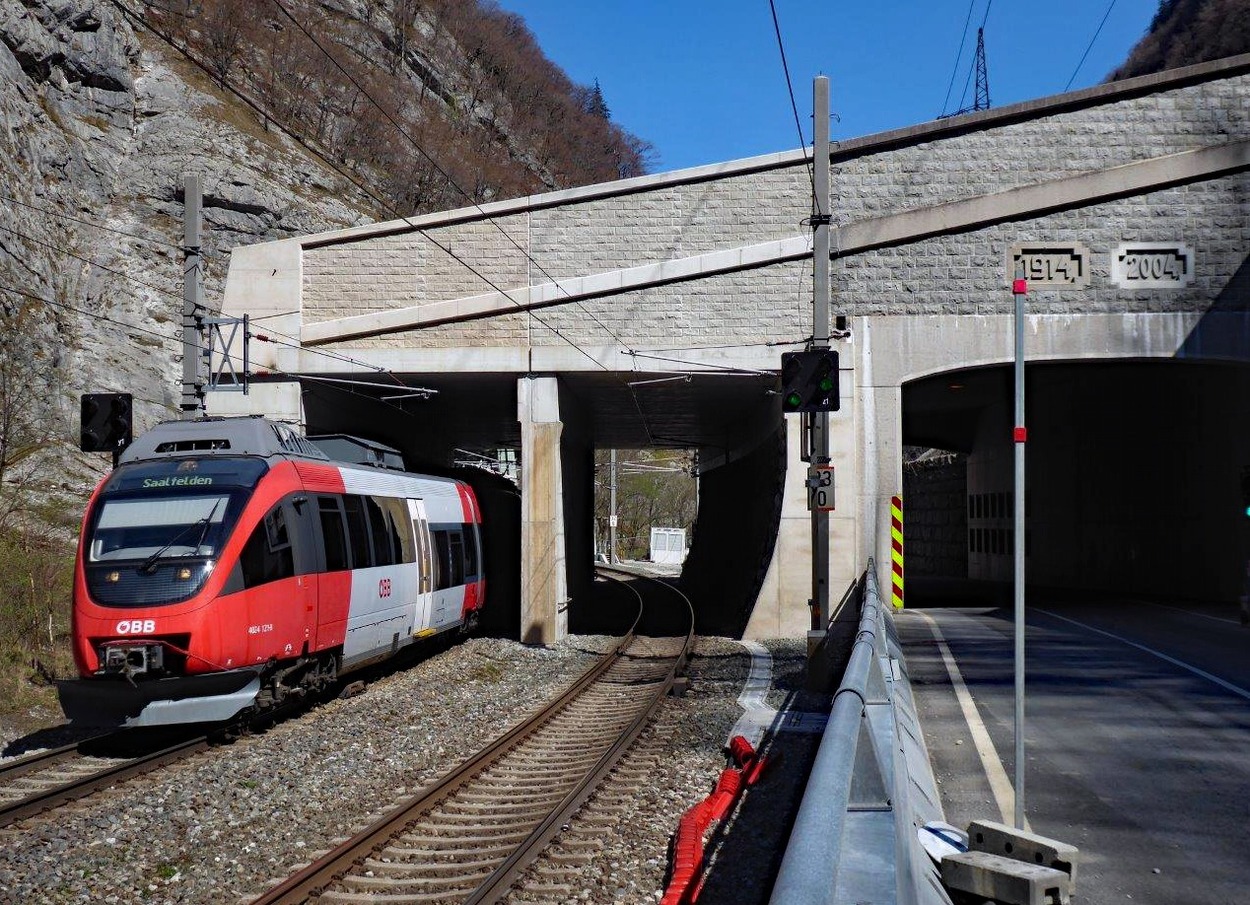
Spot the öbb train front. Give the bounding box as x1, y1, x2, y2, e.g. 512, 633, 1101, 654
58, 417, 484, 729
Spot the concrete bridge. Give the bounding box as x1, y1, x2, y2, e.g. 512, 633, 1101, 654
209, 55, 1250, 642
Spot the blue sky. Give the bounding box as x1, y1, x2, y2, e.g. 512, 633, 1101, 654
496, 1, 1162, 173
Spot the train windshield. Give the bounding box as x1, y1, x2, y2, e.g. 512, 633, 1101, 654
86, 457, 267, 566
83, 457, 267, 608
89, 494, 234, 563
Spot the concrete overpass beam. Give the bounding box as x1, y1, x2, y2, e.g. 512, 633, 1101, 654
518, 375, 569, 644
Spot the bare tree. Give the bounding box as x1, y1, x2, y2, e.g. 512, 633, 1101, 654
202, 0, 255, 86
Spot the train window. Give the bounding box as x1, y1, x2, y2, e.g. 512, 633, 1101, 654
379, 497, 415, 563
364, 497, 395, 567
463, 526, 478, 578
431, 529, 465, 590
318, 496, 350, 572
240, 504, 294, 588
342, 495, 373, 569
449, 532, 465, 585
432, 530, 450, 590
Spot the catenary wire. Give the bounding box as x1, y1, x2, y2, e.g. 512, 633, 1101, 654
767, 0, 817, 198
1065, 0, 1118, 92
128, 0, 615, 377
0, 279, 428, 421
122, 0, 718, 442
0, 220, 187, 305
956, 0, 994, 114
940, 0, 977, 116
265, 0, 635, 357
0, 192, 186, 252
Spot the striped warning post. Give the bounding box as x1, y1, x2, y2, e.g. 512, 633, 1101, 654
890, 495, 904, 609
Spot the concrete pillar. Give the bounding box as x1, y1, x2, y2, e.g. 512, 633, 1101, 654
556, 383, 593, 622
518, 375, 567, 644
859, 320, 904, 596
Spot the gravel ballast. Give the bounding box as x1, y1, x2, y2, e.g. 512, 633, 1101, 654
0, 634, 825, 904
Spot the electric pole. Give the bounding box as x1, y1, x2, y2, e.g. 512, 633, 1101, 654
182, 175, 205, 417
811, 76, 832, 628
609, 448, 618, 564
973, 27, 990, 112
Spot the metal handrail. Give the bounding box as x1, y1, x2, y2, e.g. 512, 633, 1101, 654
769, 560, 883, 904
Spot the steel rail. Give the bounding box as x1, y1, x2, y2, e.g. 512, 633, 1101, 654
0, 742, 83, 782
250, 585, 645, 905
768, 561, 881, 905
250, 568, 693, 905
0, 736, 210, 828
466, 567, 696, 903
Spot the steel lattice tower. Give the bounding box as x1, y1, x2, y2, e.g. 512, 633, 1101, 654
973, 27, 990, 112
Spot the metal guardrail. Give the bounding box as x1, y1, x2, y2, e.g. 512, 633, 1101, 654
769, 559, 952, 905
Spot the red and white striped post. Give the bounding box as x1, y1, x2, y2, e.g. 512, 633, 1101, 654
890, 495, 904, 609
1012, 277, 1028, 829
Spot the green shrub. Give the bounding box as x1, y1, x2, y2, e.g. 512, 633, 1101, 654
0, 528, 75, 723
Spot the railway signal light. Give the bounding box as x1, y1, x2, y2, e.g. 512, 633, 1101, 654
779, 350, 840, 413
80, 392, 133, 453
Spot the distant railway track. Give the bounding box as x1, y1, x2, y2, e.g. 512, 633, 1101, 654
0, 735, 209, 828
249, 567, 694, 905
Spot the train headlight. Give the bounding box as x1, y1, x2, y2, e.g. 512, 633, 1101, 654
176, 567, 193, 580
106, 571, 120, 583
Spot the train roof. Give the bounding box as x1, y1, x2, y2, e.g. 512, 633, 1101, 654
118, 416, 331, 465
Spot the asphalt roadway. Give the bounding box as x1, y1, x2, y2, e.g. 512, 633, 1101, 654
895, 592, 1250, 905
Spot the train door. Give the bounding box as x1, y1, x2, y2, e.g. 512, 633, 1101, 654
408, 498, 435, 633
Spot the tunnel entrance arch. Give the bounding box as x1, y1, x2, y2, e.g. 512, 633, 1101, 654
902, 360, 1250, 605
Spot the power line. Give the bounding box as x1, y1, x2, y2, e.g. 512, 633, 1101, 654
767, 0, 816, 198
0, 280, 426, 420
0, 280, 179, 347
955, 1, 994, 115
941, 0, 977, 116
0, 192, 185, 252
257, 0, 676, 444
0, 220, 185, 305
110, 1, 393, 216
263, 0, 633, 356
122, 0, 672, 443
1065, 0, 1118, 92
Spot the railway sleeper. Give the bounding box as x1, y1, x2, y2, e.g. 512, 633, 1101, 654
385, 842, 520, 860
340, 870, 492, 889
362, 856, 502, 878
418, 807, 545, 823
318, 890, 459, 904
455, 788, 569, 804
445, 798, 566, 815
511, 886, 578, 902
402, 822, 537, 842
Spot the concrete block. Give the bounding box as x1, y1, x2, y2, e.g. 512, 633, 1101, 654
941, 851, 1071, 905
967, 819, 1080, 886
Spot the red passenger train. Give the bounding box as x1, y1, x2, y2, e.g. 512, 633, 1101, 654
58, 417, 485, 728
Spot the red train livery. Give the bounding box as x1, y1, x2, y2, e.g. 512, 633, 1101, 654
58, 417, 485, 728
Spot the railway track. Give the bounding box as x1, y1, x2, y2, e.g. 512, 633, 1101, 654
250, 566, 693, 905
0, 734, 209, 828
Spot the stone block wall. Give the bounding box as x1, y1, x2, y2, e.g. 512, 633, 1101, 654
902, 454, 969, 579
291, 61, 1250, 355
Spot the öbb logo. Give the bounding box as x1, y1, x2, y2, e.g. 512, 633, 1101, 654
378, 578, 393, 598
115, 619, 156, 634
